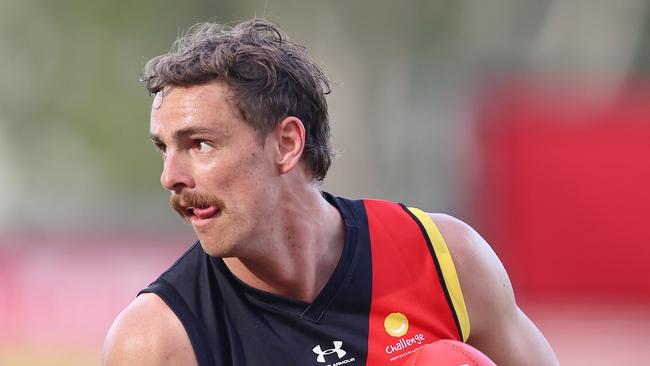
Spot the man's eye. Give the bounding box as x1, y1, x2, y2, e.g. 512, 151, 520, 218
197, 141, 213, 152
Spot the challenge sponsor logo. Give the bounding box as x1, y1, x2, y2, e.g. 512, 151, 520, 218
312, 341, 356, 366
382, 312, 427, 362
384, 312, 409, 337
385, 333, 425, 354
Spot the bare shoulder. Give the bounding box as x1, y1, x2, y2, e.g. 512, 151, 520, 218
427, 214, 514, 331
102, 293, 197, 366
427, 213, 559, 366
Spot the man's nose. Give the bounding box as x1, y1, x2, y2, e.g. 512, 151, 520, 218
160, 151, 195, 193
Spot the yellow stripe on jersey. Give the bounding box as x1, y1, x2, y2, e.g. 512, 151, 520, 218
407, 207, 470, 342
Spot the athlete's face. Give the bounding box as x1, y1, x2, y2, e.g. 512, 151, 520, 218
149, 82, 277, 257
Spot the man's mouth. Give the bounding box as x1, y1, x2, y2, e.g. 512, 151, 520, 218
187, 205, 220, 226
170, 192, 225, 226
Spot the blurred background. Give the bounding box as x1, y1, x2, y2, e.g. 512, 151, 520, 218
1, 0, 649, 365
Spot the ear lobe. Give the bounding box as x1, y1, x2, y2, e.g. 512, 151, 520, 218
274, 116, 306, 174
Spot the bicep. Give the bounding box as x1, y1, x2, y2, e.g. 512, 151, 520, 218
102, 293, 196, 366
431, 214, 559, 366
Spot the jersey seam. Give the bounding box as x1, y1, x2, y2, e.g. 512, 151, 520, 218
398, 203, 464, 342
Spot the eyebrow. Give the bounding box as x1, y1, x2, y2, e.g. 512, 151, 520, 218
149, 127, 215, 143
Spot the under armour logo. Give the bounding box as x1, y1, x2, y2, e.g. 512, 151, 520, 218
312, 341, 347, 363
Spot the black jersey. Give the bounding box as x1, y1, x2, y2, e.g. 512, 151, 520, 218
140, 194, 469, 366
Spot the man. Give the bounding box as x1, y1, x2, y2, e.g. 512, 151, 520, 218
103, 18, 559, 366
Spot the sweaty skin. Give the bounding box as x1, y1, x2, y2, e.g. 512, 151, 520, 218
102, 82, 559, 366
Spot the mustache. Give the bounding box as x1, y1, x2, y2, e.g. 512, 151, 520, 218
170, 191, 225, 218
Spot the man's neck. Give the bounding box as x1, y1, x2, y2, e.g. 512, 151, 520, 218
222, 186, 345, 303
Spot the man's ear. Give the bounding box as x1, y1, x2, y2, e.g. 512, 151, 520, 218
271, 116, 306, 174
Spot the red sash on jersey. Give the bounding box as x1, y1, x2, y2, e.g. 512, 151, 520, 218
364, 200, 469, 365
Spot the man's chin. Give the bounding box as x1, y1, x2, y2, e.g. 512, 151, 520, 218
198, 241, 230, 258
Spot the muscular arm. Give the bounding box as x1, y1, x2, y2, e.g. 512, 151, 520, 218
430, 213, 559, 366
102, 293, 197, 366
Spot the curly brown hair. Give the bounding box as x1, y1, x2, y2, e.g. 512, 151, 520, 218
142, 18, 333, 181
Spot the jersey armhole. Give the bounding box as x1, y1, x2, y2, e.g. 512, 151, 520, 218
403, 206, 471, 342
139, 279, 213, 366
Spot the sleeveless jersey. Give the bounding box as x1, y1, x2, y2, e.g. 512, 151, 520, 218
139, 194, 469, 366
